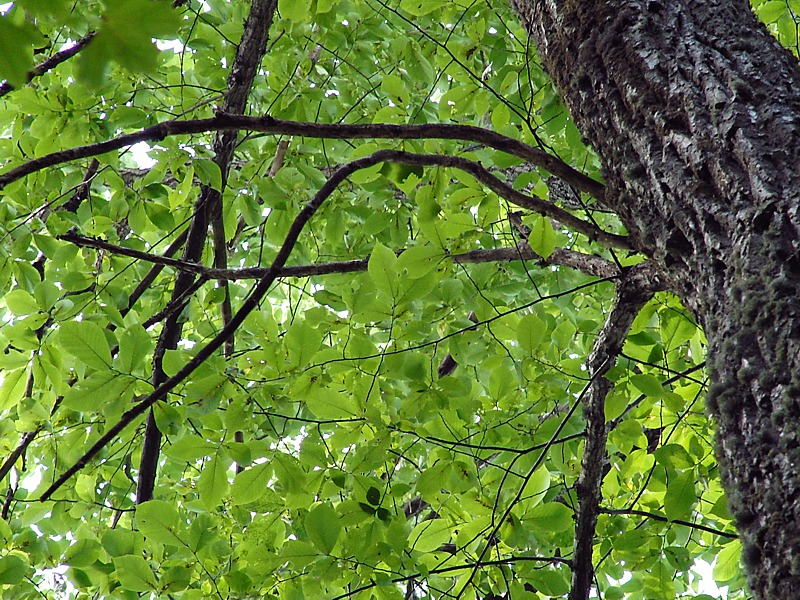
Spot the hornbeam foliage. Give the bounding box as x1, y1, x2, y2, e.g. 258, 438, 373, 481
0, 0, 793, 598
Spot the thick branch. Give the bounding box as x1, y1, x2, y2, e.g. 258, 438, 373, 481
136, 0, 278, 504
0, 114, 604, 199
570, 263, 666, 600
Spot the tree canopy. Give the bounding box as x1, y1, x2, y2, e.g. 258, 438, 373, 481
0, 0, 796, 598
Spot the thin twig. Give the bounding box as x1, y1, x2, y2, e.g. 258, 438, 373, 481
61, 230, 618, 280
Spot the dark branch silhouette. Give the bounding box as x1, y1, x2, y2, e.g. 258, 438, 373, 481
0, 114, 604, 199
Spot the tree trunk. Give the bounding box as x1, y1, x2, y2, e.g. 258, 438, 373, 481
511, 1, 800, 597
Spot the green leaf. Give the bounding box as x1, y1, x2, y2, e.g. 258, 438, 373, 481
400, 0, 448, 16
231, 462, 272, 505
368, 242, 399, 299
273, 453, 308, 496
629, 373, 665, 398
522, 467, 550, 506
659, 308, 697, 351
285, 321, 322, 368
305, 503, 341, 554
77, 0, 180, 86
654, 444, 695, 470
527, 566, 570, 597
117, 325, 153, 374
57, 321, 112, 370
62, 371, 136, 411
0, 15, 41, 88
527, 214, 556, 258
198, 451, 231, 510
0, 554, 27, 585
366, 486, 381, 506
164, 435, 218, 462
279, 0, 313, 22
664, 469, 696, 520
523, 502, 573, 533
758, 0, 788, 23
713, 541, 742, 582
409, 519, 452, 552
195, 159, 223, 192
305, 386, 359, 420
64, 539, 103, 568
0, 367, 29, 411
136, 500, 185, 547
113, 555, 157, 593
517, 313, 546, 354
4, 289, 39, 316
101, 529, 137, 558
396, 245, 443, 279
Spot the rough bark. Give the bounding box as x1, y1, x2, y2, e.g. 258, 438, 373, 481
511, 1, 800, 597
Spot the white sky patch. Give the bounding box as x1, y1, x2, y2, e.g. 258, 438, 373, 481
130, 142, 156, 168
694, 559, 727, 597
157, 39, 186, 53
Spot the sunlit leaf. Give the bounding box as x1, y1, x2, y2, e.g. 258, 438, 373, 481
713, 541, 742, 582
